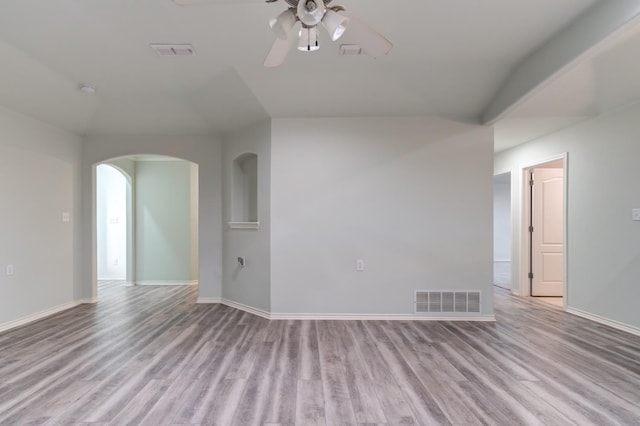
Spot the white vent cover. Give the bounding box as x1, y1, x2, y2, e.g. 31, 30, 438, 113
415, 290, 481, 315
150, 44, 195, 56
339, 44, 362, 56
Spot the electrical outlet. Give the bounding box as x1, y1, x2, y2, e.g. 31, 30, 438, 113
633, 208, 640, 221
62, 212, 70, 223
356, 259, 365, 272
6, 264, 14, 276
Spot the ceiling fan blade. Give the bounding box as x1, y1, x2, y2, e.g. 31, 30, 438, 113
264, 23, 299, 67
341, 12, 392, 58
172, 0, 262, 5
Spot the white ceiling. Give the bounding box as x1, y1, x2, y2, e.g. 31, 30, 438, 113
494, 6, 640, 151
1, 0, 635, 147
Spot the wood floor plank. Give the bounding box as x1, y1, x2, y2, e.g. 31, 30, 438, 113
1, 282, 639, 425
315, 320, 358, 425
295, 380, 327, 426
333, 321, 387, 424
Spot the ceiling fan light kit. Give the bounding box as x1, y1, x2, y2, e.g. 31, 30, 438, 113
298, 26, 319, 51
264, 0, 392, 67
322, 9, 349, 41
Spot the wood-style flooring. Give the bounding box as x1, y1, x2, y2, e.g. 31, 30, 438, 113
1, 281, 639, 425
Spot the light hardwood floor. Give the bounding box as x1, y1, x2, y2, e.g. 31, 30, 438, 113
1, 281, 639, 425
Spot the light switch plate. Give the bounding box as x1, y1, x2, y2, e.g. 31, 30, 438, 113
356, 259, 365, 272
6, 264, 14, 276
62, 212, 70, 223
633, 208, 640, 221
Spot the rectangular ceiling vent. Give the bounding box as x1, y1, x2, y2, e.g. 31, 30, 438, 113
150, 44, 195, 56
339, 44, 362, 56
415, 290, 481, 315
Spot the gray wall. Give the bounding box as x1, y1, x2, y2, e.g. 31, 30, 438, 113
222, 121, 271, 311
0, 106, 83, 326
135, 160, 194, 283
270, 117, 495, 316
82, 135, 223, 300
493, 175, 511, 261
495, 102, 640, 330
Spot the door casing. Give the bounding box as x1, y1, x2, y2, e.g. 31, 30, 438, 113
519, 153, 568, 308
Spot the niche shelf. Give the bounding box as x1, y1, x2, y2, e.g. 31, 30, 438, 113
228, 221, 260, 230
230, 153, 258, 229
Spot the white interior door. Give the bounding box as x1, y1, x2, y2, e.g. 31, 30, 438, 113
531, 168, 564, 297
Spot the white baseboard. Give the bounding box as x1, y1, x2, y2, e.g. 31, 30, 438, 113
270, 313, 496, 321
493, 259, 511, 263
79, 297, 98, 304
221, 299, 271, 320
567, 307, 640, 337
196, 297, 222, 304
136, 280, 198, 286
0, 301, 84, 334
209, 298, 495, 322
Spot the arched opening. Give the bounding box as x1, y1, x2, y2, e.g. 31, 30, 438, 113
232, 153, 258, 223
93, 155, 199, 297
96, 164, 129, 283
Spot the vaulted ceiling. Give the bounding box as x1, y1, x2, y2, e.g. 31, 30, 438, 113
0, 0, 639, 150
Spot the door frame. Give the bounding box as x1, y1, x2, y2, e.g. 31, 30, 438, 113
519, 153, 568, 308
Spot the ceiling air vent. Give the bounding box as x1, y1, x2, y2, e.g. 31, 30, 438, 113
150, 44, 195, 56
339, 44, 362, 56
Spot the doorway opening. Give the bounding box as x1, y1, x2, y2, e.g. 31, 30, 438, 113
93, 155, 199, 299
96, 164, 130, 284
521, 156, 566, 309
493, 171, 512, 291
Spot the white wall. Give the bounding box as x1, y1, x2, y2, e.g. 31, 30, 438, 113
135, 160, 194, 283
96, 164, 127, 280
106, 158, 136, 283
493, 174, 511, 261
0, 106, 83, 327
221, 121, 271, 311
271, 117, 494, 316
82, 135, 222, 301
190, 162, 199, 282
495, 102, 640, 330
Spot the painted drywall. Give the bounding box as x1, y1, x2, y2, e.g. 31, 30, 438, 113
190, 162, 199, 282
82, 135, 222, 300
105, 158, 135, 283
96, 164, 127, 280
493, 175, 511, 261
222, 121, 271, 311
270, 117, 494, 316
495, 102, 640, 329
135, 160, 194, 282
0, 106, 83, 326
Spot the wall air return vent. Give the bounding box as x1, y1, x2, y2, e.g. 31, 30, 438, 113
150, 44, 195, 56
414, 290, 481, 315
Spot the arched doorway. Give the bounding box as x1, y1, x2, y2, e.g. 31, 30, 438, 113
96, 164, 129, 283
93, 155, 199, 297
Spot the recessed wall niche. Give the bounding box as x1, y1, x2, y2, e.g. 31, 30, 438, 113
231, 153, 258, 228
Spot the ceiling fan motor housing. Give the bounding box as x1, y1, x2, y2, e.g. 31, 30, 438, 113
298, 0, 326, 26
283, 0, 333, 6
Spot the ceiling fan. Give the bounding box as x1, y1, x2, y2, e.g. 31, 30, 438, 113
264, 0, 392, 67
